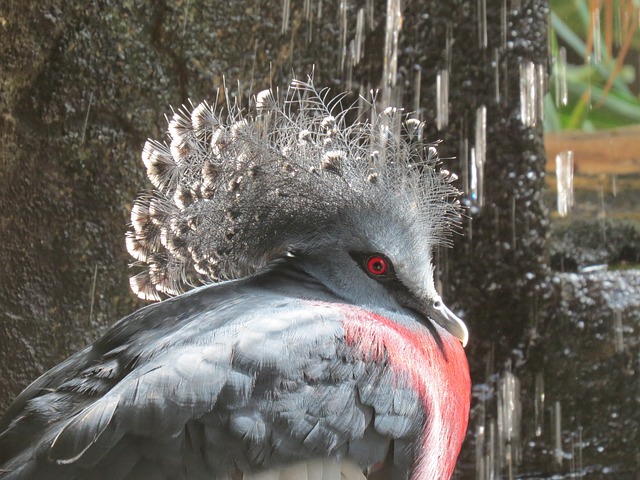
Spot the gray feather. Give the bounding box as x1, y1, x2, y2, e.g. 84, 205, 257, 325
1, 77, 470, 480
127, 77, 461, 300
0, 270, 429, 478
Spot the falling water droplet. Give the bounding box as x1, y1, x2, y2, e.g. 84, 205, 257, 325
536, 63, 545, 123
477, 0, 488, 49
339, 0, 348, 73
304, 0, 313, 43
486, 418, 497, 479
598, 184, 607, 244
534, 372, 545, 437
413, 66, 422, 116
555, 46, 569, 107
611, 174, 617, 197
382, 0, 403, 108
519, 60, 537, 126
553, 400, 563, 465
354, 8, 365, 65
592, 6, 602, 63
497, 369, 522, 475
500, 0, 507, 49
511, 196, 517, 250
494, 48, 501, 103
472, 105, 487, 209
470, 147, 478, 203
613, 309, 624, 352
366, 0, 375, 29
555, 150, 574, 217
303, 0, 311, 20
281, 0, 291, 34
436, 69, 449, 130
576, 426, 584, 475
346, 41, 354, 91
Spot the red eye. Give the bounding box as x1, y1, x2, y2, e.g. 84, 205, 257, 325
367, 256, 388, 275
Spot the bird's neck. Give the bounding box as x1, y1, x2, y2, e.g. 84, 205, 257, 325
342, 306, 471, 480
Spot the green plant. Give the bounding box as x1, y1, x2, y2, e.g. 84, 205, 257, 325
545, 0, 640, 132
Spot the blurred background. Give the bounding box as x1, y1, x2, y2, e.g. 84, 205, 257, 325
0, 1, 638, 478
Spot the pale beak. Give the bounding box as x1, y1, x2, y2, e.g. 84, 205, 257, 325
431, 299, 469, 347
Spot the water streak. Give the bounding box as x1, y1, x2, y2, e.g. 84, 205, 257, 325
476, 415, 497, 480
555, 46, 569, 107
304, 0, 313, 43
500, 0, 507, 48
354, 8, 365, 64
592, 6, 602, 63
511, 196, 516, 250
346, 41, 354, 91
611, 174, 617, 197
281, 0, 291, 34
472, 105, 487, 209
382, 0, 402, 108
366, 0, 375, 29
519, 60, 537, 126
494, 49, 501, 103
497, 370, 522, 475
436, 69, 449, 130
487, 419, 496, 478
598, 184, 607, 243
536, 63, 545, 123
576, 426, 583, 476
339, 0, 348, 72
613, 309, 624, 353
555, 150, 574, 217
553, 400, 563, 465
534, 372, 545, 437
413, 66, 422, 117
477, 0, 488, 48
470, 147, 478, 206
303, 0, 311, 21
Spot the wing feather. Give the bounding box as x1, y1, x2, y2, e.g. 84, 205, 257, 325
48, 396, 119, 465
0, 269, 425, 478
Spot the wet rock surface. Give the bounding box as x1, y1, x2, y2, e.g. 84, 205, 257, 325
1, 1, 638, 478
457, 268, 640, 479
550, 220, 640, 272
0, 0, 339, 413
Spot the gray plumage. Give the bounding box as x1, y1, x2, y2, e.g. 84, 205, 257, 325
1, 268, 422, 479
126, 79, 460, 300
0, 77, 471, 480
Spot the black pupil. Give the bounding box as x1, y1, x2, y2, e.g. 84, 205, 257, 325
371, 260, 383, 271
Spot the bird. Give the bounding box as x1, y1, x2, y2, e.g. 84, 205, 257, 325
0, 78, 470, 480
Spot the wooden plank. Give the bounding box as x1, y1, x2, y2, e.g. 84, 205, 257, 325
545, 126, 640, 174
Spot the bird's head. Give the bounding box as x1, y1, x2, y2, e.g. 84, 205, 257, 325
290, 188, 468, 346
127, 77, 466, 346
